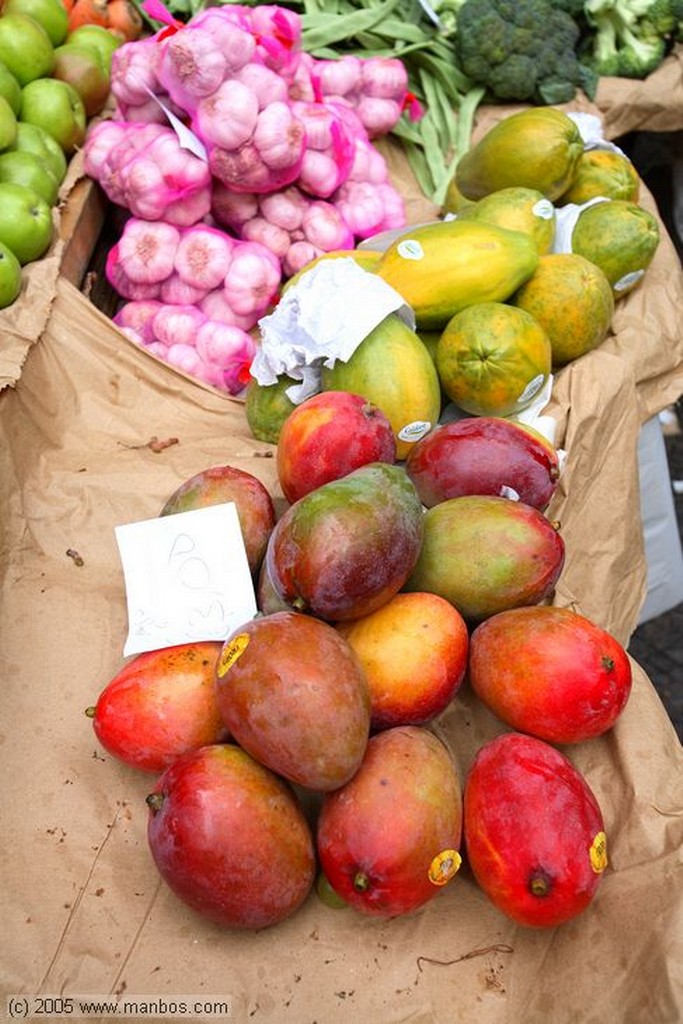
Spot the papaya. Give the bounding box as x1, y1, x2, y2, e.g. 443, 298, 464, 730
559, 148, 640, 206
441, 176, 476, 215
282, 249, 383, 292
570, 199, 660, 298
373, 220, 539, 331
435, 301, 552, 417
321, 313, 441, 460
245, 374, 297, 445
511, 252, 614, 367
454, 187, 556, 255
455, 108, 584, 202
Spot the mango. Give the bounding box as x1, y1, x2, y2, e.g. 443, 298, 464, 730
88, 642, 226, 773
146, 744, 315, 929
265, 462, 424, 622
468, 605, 633, 743
405, 416, 560, 510
373, 220, 539, 331
160, 464, 276, 576
455, 108, 584, 202
337, 592, 469, 730
321, 313, 441, 460
277, 390, 396, 504
464, 732, 607, 927
214, 611, 371, 791
317, 726, 463, 917
404, 495, 565, 622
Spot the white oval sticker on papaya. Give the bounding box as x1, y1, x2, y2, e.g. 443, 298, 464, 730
614, 269, 644, 293
397, 239, 424, 261
516, 373, 546, 406
216, 633, 250, 676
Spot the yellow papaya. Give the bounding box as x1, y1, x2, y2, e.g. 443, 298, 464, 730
511, 253, 614, 367
558, 149, 640, 206
570, 199, 660, 298
441, 177, 477, 216
435, 302, 552, 418
320, 313, 442, 461
454, 187, 556, 255
281, 249, 383, 293
455, 108, 584, 202
374, 219, 539, 331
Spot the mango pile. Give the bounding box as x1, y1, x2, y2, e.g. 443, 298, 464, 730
85, 104, 652, 935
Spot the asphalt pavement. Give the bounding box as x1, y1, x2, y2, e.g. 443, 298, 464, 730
627, 415, 683, 741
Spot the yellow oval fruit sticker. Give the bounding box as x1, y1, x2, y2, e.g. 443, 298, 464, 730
216, 634, 250, 677
428, 849, 462, 886
589, 831, 608, 873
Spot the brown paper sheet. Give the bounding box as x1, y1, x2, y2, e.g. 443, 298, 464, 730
1, 78, 683, 1024
595, 45, 683, 138
1, 269, 682, 1023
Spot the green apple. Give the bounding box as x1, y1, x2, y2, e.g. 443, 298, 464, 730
52, 43, 110, 118
10, 121, 67, 184
0, 238, 22, 308
0, 182, 53, 264
0, 59, 22, 115
0, 93, 17, 150
20, 77, 86, 155
0, 149, 59, 205
67, 24, 123, 74
0, 12, 55, 87
1, 0, 68, 46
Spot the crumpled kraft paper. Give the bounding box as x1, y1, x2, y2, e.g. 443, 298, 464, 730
595, 45, 683, 138
0, 275, 681, 1024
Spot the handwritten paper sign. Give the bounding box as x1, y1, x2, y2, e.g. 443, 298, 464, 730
115, 503, 257, 656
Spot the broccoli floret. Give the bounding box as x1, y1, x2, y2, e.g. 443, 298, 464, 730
429, 0, 469, 38
638, 0, 683, 37
454, 0, 584, 104
582, 0, 670, 77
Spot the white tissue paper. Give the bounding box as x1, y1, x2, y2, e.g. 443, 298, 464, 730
552, 196, 611, 254
566, 112, 627, 157
252, 257, 414, 404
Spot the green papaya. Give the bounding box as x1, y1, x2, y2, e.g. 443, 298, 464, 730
321, 313, 442, 460
570, 199, 660, 298
245, 374, 297, 445
373, 220, 539, 331
455, 108, 584, 202
558, 149, 640, 206
455, 187, 557, 255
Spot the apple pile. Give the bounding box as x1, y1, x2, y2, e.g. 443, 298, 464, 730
87, 393, 633, 933
0, 0, 123, 308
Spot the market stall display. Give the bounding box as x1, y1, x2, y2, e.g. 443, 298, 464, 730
0, 8, 682, 1024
